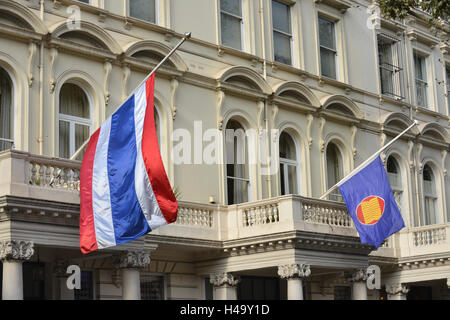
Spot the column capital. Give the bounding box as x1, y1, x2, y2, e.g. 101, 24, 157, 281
385, 283, 410, 296
345, 268, 368, 283
113, 251, 150, 269
210, 273, 240, 287
278, 264, 311, 279
0, 240, 34, 262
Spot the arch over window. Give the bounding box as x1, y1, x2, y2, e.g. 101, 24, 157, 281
273, 81, 321, 107
218, 66, 272, 95
59, 83, 92, 160
0, 67, 13, 151
0, 1, 47, 34
124, 40, 187, 72
279, 131, 299, 195
321, 95, 363, 119
225, 119, 250, 205
50, 21, 122, 55
386, 156, 404, 213
326, 142, 343, 202
422, 164, 439, 225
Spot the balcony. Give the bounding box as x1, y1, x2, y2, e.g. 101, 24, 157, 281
0, 149, 448, 259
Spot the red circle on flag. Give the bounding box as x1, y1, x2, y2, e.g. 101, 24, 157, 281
356, 196, 385, 225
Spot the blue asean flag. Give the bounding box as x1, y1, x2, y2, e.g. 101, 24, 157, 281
338, 156, 405, 249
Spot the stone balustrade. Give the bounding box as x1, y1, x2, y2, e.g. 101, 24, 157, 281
412, 225, 447, 247
175, 204, 213, 228
301, 197, 353, 228
1, 149, 449, 258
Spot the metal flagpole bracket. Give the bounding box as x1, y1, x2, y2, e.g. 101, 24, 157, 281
319, 120, 419, 200
70, 32, 192, 161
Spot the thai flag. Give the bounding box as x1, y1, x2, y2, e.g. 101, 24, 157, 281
79, 74, 178, 254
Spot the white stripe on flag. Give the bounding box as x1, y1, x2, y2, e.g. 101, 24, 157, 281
133, 82, 168, 230
92, 117, 116, 248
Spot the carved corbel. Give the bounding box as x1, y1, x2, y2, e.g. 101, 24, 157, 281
121, 64, 131, 101
257, 100, 265, 133
170, 78, 179, 120
319, 117, 326, 152
271, 104, 279, 128
350, 125, 357, 159
306, 114, 313, 149
417, 143, 423, 173
408, 140, 415, 169
103, 61, 112, 106
49, 46, 58, 94
442, 150, 447, 177
27, 42, 37, 87
217, 90, 225, 130
380, 132, 387, 164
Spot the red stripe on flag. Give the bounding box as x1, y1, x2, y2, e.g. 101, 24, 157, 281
142, 75, 178, 223
79, 129, 100, 254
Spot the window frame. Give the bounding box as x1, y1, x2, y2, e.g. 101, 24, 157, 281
58, 81, 94, 160
422, 164, 438, 225
376, 34, 404, 100
413, 51, 429, 109
445, 63, 450, 115
140, 272, 167, 300
127, 0, 159, 25
318, 15, 338, 80
271, 0, 294, 66
325, 142, 344, 202
224, 119, 251, 205
219, 0, 245, 51
278, 131, 300, 196
0, 66, 15, 151
386, 155, 404, 214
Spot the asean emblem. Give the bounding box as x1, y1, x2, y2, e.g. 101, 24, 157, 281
356, 196, 385, 225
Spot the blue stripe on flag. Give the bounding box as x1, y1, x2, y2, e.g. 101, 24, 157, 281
107, 94, 150, 245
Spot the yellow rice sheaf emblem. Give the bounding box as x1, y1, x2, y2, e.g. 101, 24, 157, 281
356, 196, 385, 225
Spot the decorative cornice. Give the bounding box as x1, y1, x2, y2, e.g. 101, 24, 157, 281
0, 240, 34, 262
113, 251, 150, 269
210, 273, 240, 287
278, 264, 311, 279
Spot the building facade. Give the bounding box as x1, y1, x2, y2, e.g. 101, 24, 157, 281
0, 0, 449, 300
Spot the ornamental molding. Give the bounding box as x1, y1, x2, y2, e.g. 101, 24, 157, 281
210, 273, 240, 287
385, 283, 410, 296
113, 250, 150, 269
0, 240, 34, 262
278, 264, 311, 279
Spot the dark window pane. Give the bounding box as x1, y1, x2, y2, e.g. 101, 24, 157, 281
272, 1, 290, 33
320, 47, 336, 79
75, 271, 93, 300
319, 17, 335, 49
23, 262, 45, 300
141, 274, 164, 300
221, 0, 241, 16
273, 31, 291, 65
221, 13, 242, 49
59, 121, 70, 159
334, 285, 351, 300
130, 0, 156, 23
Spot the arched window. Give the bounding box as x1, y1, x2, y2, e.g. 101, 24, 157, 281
279, 131, 298, 195
225, 119, 249, 205
326, 142, 343, 202
386, 156, 403, 213
423, 164, 438, 225
154, 106, 160, 147
0, 67, 13, 151
59, 83, 91, 160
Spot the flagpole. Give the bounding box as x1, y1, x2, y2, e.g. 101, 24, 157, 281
70, 32, 192, 161
319, 120, 419, 200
